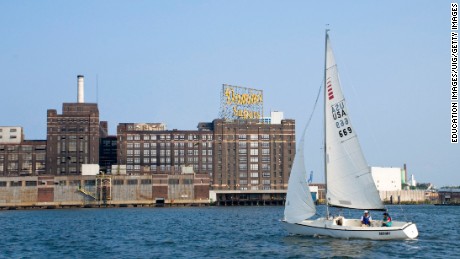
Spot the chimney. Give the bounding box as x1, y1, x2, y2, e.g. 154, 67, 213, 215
77, 75, 84, 103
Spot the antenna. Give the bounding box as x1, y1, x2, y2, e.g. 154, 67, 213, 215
96, 74, 99, 104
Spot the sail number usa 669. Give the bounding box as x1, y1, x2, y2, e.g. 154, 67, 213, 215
331, 101, 353, 138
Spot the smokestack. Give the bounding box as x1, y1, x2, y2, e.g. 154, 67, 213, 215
77, 75, 84, 103
404, 163, 408, 184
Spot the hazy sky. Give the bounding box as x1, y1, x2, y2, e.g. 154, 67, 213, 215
0, 1, 456, 186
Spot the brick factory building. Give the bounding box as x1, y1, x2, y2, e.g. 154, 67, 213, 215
45, 76, 100, 175
116, 118, 295, 192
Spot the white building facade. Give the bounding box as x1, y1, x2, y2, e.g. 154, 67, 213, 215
371, 167, 402, 191
0, 127, 23, 144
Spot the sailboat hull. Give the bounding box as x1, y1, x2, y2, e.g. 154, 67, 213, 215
282, 218, 418, 240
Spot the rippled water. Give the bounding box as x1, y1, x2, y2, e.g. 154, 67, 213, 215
0, 205, 458, 258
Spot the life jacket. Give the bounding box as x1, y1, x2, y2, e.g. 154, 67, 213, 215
362, 215, 371, 225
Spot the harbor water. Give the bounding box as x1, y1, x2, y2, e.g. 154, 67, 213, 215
0, 205, 458, 258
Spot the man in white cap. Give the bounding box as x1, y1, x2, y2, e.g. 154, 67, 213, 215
360, 210, 372, 227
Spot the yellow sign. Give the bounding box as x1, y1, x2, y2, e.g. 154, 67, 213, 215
220, 85, 263, 120
225, 87, 263, 105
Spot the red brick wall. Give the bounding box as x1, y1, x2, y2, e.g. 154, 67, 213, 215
152, 186, 168, 199
194, 185, 209, 200
37, 188, 54, 202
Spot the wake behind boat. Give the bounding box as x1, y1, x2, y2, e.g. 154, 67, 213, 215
282, 31, 418, 240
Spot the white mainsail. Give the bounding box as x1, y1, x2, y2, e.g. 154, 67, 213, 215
324, 34, 384, 210
284, 133, 316, 223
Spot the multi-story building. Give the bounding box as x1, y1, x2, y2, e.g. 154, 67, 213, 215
212, 119, 295, 191
116, 118, 295, 191
99, 135, 117, 174
117, 122, 213, 175
45, 76, 100, 175
0, 126, 46, 176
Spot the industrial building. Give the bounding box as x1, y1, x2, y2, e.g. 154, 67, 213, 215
0, 126, 46, 177
45, 75, 100, 175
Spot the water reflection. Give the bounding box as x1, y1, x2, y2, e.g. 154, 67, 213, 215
283, 235, 378, 257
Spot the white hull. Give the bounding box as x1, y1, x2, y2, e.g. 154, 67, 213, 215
282, 217, 418, 240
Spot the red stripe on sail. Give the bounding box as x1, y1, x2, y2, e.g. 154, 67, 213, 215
327, 81, 334, 100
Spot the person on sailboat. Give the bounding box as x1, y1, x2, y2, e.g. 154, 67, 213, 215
382, 213, 392, 227
361, 210, 372, 226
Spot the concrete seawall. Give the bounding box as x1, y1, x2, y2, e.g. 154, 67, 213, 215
0, 174, 210, 209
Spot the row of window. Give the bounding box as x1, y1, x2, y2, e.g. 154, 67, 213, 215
0, 128, 18, 133
0, 163, 46, 171
0, 154, 46, 160
239, 172, 271, 178
126, 149, 213, 157
126, 134, 214, 141
238, 179, 271, 185
239, 186, 271, 190
0, 145, 46, 151
124, 134, 275, 142
126, 164, 213, 171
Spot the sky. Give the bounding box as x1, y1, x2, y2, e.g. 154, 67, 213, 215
0, 1, 456, 187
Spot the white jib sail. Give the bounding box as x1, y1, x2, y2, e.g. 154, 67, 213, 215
284, 132, 316, 223
324, 34, 384, 210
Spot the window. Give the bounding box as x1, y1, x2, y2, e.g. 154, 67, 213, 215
238, 134, 247, 140
250, 172, 259, 178
250, 134, 258, 140
250, 164, 258, 170
239, 149, 247, 155
261, 142, 270, 148
127, 179, 138, 185
238, 142, 247, 148
239, 164, 247, 170
263, 179, 270, 185
26, 181, 37, 186
10, 181, 22, 187
250, 157, 258, 163
262, 172, 271, 178
261, 134, 269, 140
141, 179, 152, 185
239, 172, 247, 178
250, 179, 259, 185
239, 179, 248, 185
250, 149, 258, 156
113, 179, 124, 185
262, 149, 270, 155
84, 180, 95, 186
143, 143, 150, 148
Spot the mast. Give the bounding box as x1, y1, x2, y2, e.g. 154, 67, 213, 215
324, 28, 330, 219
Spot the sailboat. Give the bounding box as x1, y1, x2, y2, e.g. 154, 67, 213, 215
282, 31, 418, 240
